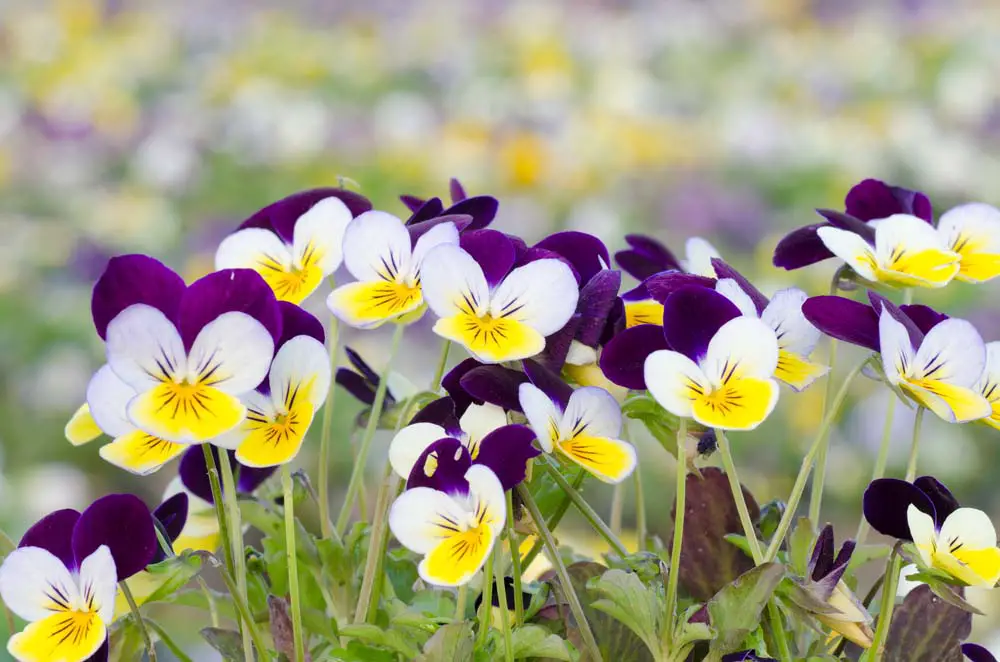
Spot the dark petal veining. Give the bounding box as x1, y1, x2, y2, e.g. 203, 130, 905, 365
661, 286, 741, 363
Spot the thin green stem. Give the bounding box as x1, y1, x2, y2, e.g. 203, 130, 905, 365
120, 580, 157, 662
808, 338, 839, 524
207, 555, 270, 658
475, 545, 496, 648
355, 468, 398, 623
519, 486, 602, 662
869, 546, 902, 661
505, 490, 525, 627
634, 462, 646, 552
541, 457, 628, 557
154, 519, 219, 628
763, 362, 865, 561
336, 322, 406, 535
282, 465, 306, 662
495, 544, 514, 662
766, 602, 792, 662
218, 451, 252, 662
664, 418, 688, 646
857, 395, 897, 542
610, 483, 624, 538
716, 430, 762, 563
520, 469, 586, 568
430, 339, 452, 392
202, 445, 235, 577
318, 311, 341, 540
146, 621, 194, 662
905, 407, 925, 481
455, 585, 468, 621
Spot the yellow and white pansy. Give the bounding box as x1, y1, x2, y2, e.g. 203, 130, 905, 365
908, 505, 1000, 588
976, 342, 1000, 431
936, 203, 1000, 284
64, 403, 103, 446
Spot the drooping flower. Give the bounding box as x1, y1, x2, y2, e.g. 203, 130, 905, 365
975, 342, 1000, 431
420, 230, 579, 363
215, 188, 372, 304
799, 525, 873, 648
518, 361, 636, 483
215, 302, 331, 467
615, 234, 721, 281
326, 211, 460, 328
89, 255, 282, 445
863, 477, 1000, 587
334, 346, 416, 408
389, 461, 506, 587
400, 177, 499, 232
963, 644, 997, 662
643, 286, 780, 430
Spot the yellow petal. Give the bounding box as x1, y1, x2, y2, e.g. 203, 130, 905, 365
877, 248, 960, 288
256, 255, 324, 304
433, 313, 545, 363
98, 430, 187, 475
420, 524, 493, 586
557, 435, 636, 483
235, 402, 314, 467
902, 379, 992, 424
328, 280, 424, 327
935, 546, 1000, 587
623, 300, 663, 328
65, 404, 102, 446
690, 377, 777, 431
173, 531, 220, 555
8, 611, 106, 662
775, 350, 829, 391
129, 382, 246, 443
955, 252, 1000, 284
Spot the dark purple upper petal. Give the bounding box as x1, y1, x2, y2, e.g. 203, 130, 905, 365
536, 314, 581, 372
802, 296, 880, 352
868, 292, 924, 350
913, 476, 960, 525
825, 539, 856, 589
238, 464, 276, 494
863, 478, 935, 542
405, 197, 445, 226
400, 195, 425, 213
772, 223, 834, 270
406, 438, 472, 496
91, 255, 186, 340
523, 360, 575, 410
662, 286, 741, 363
962, 644, 997, 662
446, 196, 498, 231
844, 179, 932, 224
407, 214, 473, 245
474, 424, 541, 491
816, 209, 876, 244
345, 347, 380, 385
534, 231, 611, 285
449, 178, 467, 203
460, 365, 528, 413
335, 369, 375, 405
809, 524, 835, 582
240, 189, 372, 242
599, 324, 669, 390
411, 397, 463, 436
19, 509, 81, 570
86, 639, 109, 662
179, 446, 215, 503
276, 301, 324, 348
72, 494, 157, 580
460, 230, 516, 288
576, 270, 622, 347
643, 272, 716, 304
178, 269, 282, 352
615, 234, 682, 281
153, 492, 189, 543
900, 305, 948, 336
443, 358, 487, 415
711, 259, 768, 315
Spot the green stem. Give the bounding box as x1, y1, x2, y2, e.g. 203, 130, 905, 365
634, 458, 646, 552
808, 338, 839, 524
282, 465, 306, 662
154, 519, 219, 628
541, 457, 628, 557
519, 486, 602, 662
455, 585, 468, 621
905, 407, 925, 481
869, 546, 902, 661
430, 339, 452, 392
766, 602, 792, 662
146, 621, 194, 662
120, 580, 157, 662
202, 445, 235, 577
763, 362, 865, 561
495, 544, 514, 662
355, 468, 398, 623
520, 469, 586, 569
207, 555, 270, 658
716, 430, 762, 563
664, 418, 688, 646
610, 483, 624, 538
336, 322, 406, 535
505, 490, 525, 627
318, 312, 341, 540
476, 544, 496, 648
218, 451, 253, 662
856, 395, 897, 542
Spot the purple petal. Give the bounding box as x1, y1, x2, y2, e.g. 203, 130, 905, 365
276, 301, 324, 348
515, 246, 581, 283
474, 424, 541, 490
900, 304, 948, 335
153, 492, 189, 542
913, 476, 959, 526
405, 197, 445, 226
460, 230, 516, 288
238, 464, 277, 493
662, 286, 741, 363
599, 298, 627, 346
443, 358, 488, 415
460, 365, 527, 413
445, 196, 498, 231
523, 360, 575, 410
802, 296, 880, 352
345, 347, 380, 385
711, 259, 768, 315
179, 445, 216, 503
615, 234, 682, 281
449, 178, 467, 203
400, 195, 426, 213
962, 644, 997, 662
534, 231, 611, 285
643, 272, 716, 304
336, 369, 376, 405
72, 494, 157, 580
808, 524, 835, 582
862, 478, 935, 542
406, 214, 473, 245
411, 397, 463, 436
85, 639, 109, 662
772, 224, 834, 270
844, 179, 932, 223
825, 539, 856, 588
868, 292, 923, 350
406, 438, 472, 495
576, 270, 622, 347
536, 314, 581, 371
240, 189, 372, 242
19, 509, 81, 570
599, 324, 669, 390
816, 209, 876, 243
91, 255, 186, 340
178, 269, 282, 352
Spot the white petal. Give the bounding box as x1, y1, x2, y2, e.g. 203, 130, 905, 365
715, 279, 757, 317
186, 311, 275, 395
459, 403, 508, 446
215, 228, 292, 271
561, 386, 622, 440
489, 259, 579, 336
938, 203, 1000, 253
409, 222, 461, 280
342, 211, 413, 283
268, 336, 331, 409
106, 304, 186, 391
419, 244, 490, 318
388, 423, 448, 479
565, 340, 598, 366
703, 316, 779, 383
872, 214, 952, 258
906, 504, 936, 568
878, 308, 915, 385
912, 319, 986, 387
78, 545, 117, 624
86, 364, 137, 438
761, 288, 821, 356
817, 227, 877, 281
938, 507, 999, 551
684, 237, 721, 277
518, 383, 562, 453
976, 341, 1000, 395
292, 197, 352, 274
214, 390, 276, 450
465, 465, 506, 538
644, 350, 709, 419
0, 547, 81, 622
389, 487, 469, 554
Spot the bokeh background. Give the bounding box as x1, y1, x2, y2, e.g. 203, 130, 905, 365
3, 0, 1000, 656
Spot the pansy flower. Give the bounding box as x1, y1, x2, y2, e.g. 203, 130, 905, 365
214, 302, 331, 467
215, 188, 372, 304
90, 255, 282, 445
643, 286, 780, 430
0, 494, 158, 662
800, 525, 873, 648
963, 644, 997, 662
389, 459, 506, 587
441, 358, 528, 415
518, 361, 636, 483
326, 211, 460, 328
402, 428, 539, 495
334, 346, 416, 409
936, 203, 1000, 283
420, 230, 579, 363
975, 342, 1000, 431
615, 234, 721, 281
400, 177, 499, 232
864, 477, 1000, 587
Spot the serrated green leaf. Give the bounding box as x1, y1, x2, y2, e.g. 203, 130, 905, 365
416, 621, 474, 662
587, 568, 664, 659
139, 550, 204, 605
884, 584, 971, 661
339, 623, 422, 659
200, 627, 244, 661
707, 562, 785, 654
509, 624, 572, 660
788, 517, 815, 577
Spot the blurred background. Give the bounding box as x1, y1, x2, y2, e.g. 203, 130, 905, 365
2, 0, 1000, 655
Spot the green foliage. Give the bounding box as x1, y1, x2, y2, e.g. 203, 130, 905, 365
882, 585, 972, 662
706, 563, 786, 655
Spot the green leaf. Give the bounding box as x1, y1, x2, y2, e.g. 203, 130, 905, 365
587, 568, 664, 660
787, 517, 815, 577
339, 623, 422, 659
757, 500, 786, 541
706, 562, 785, 654
899, 571, 984, 615
776, 577, 840, 616
509, 624, 572, 660
328, 641, 398, 662
416, 622, 474, 662
846, 544, 891, 574
140, 550, 205, 605
385, 547, 420, 603
884, 584, 971, 661
200, 627, 245, 662
622, 395, 681, 453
